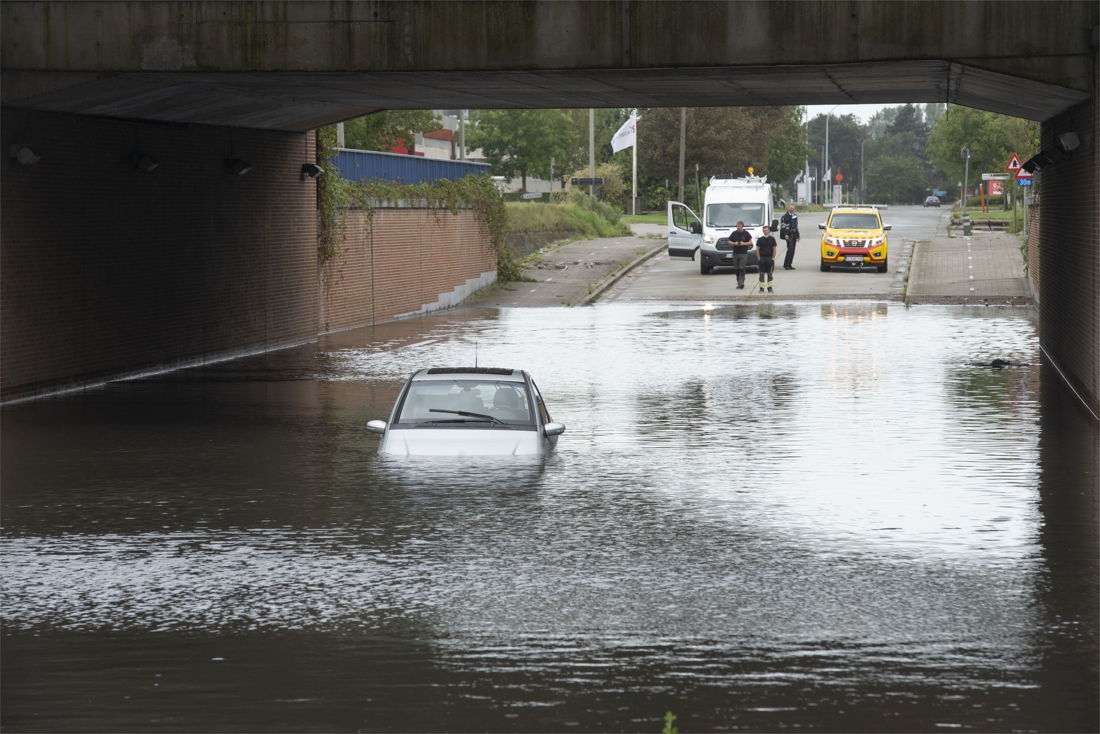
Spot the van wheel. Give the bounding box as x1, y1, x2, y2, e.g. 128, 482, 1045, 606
820, 260, 830, 272
700, 261, 712, 275
877, 259, 888, 273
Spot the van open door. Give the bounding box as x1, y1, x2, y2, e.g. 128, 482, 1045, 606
667, 201, 702, 260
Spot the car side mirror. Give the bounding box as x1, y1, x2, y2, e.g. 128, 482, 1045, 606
367, 420, 387, 434
543, 422, 566, 437
689, 222, 702, 235
771, 219, 779, 231
818, 223, 826, 230
883, 225, 892, 231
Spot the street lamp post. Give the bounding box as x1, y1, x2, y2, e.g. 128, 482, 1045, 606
823, 104, 840, 205
860, 138, 867, 203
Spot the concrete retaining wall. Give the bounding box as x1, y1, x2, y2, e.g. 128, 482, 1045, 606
320, 206, 496, 333
1038, 92, 1098, 418
1, 107, 319, 401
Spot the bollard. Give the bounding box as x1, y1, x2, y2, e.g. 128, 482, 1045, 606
962, 212, 971, 236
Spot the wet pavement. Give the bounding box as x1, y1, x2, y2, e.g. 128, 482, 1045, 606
2, 303, 1097, 732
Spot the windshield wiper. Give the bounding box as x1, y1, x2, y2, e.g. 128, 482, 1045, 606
428, 409, 506, 425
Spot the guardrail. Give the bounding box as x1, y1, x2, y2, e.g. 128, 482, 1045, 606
331, 148, 491, 185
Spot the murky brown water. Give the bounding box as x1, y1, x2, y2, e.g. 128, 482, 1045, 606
2, 303, 1096, 732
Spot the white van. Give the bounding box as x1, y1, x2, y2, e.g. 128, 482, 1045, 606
667, 174, 780, 275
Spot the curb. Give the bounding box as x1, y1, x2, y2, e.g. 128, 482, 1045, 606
576, 241, 668, 306
903, 240, 922, 305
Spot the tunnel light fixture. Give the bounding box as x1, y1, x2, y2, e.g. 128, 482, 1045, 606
228, 158, 252, 176
1058, 132, 1080, 152
302, 163, 324, 178
10, 144, 41, 165
132, 152, 159, 172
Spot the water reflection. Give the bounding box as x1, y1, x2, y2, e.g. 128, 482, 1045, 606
1, 303, 1095, 732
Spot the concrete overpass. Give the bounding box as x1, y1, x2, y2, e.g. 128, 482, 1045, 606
1, 1, 1097, 415
2, 1, 1095, 127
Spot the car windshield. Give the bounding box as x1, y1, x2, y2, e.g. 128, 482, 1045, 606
395, 380, 534, 427
706, 203, 765, 228
829, 213, 880, 229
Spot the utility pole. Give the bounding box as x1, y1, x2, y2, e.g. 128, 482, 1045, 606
458, 110, 466, 160
336, 122, 345, 148
550, 156, 554, 196
631, 109, 638, 215
695, 162, 701, 213
823, 104, 839, 204
678, 107, 687, 202
589, 108, 595, 201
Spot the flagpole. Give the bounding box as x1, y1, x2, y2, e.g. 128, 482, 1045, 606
631, 109, 637, 215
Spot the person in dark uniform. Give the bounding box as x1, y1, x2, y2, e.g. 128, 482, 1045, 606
780, 203, 800, 270
755, 225, 777, 293
728, 221, 753, 289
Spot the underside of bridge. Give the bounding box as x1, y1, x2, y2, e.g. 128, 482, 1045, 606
1, 1, 1097, 414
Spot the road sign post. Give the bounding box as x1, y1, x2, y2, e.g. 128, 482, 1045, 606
960, 147, 972, 233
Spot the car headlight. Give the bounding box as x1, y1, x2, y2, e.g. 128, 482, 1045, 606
825, 236, 838, 246
871, 237, 883, 246
703, 235, 713, 244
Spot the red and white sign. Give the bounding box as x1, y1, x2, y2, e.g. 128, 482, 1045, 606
1005, 153, 1022, 172
989, 180, 1004, 196
1015, 166, 1034, 180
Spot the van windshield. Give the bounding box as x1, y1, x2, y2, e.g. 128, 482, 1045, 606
395, 380, 534, 428
829, 213, 881, 230
706, 203, 765, 228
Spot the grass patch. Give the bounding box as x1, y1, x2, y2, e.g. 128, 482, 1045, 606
622, 212, 667, 224
506, 191, 632, 239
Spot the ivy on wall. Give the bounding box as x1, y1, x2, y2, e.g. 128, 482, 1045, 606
315, 127, 521, 281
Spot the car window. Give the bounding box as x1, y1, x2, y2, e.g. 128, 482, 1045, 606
672, 204, 699, 232
532, 381, 550, 423
829, 213, 880, 229
396, 380, 534, 426
706, 203, 764, 228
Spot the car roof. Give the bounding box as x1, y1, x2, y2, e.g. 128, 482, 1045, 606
412, 368, 525, 382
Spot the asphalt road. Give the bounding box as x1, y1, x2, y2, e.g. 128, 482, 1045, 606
604, 206, 950, 302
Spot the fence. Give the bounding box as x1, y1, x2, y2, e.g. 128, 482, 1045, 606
331, 148, 491, 185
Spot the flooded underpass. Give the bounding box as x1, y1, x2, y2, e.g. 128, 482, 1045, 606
2, 303, 1097, 732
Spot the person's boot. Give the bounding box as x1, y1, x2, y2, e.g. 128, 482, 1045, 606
759, 283, 765, 293
767, 284, 774, 293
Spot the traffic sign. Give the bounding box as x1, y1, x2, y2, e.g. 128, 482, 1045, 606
960, 146, 971, 161
571, 177, 604, 186
1005, 153, 1022, 171
1015, 167, 1033, 180
982, 173, 1009, 180
1017, 178, 1033, 187
521, 192, 544, 199
835, 172, 843, 182
933, 189, 947, 197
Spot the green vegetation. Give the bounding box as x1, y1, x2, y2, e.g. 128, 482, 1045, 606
315, 128, 523, 280
341, 110, 441, 151
506, 190, 631, 239
622, 212, 667, 224
662, 711, 678, 734
467, 109, 577, 192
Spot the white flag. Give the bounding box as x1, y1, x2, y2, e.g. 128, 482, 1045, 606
611, 113, 636, 153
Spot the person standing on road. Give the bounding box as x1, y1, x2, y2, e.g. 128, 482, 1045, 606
780, 203, 800, 270
755, 225, 778, 293
729, 221, 753, 289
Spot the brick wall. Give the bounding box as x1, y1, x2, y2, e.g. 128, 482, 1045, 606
1037, 90, 1099, 417
1, 108, 319, 400
1027, 203, 1040, 302
321, 205, 496, 332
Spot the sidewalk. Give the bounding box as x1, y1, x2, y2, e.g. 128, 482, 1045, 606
905, 231, 1031, 305
465, 232, 664, 308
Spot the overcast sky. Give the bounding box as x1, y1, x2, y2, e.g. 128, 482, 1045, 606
803, 104, 909, 124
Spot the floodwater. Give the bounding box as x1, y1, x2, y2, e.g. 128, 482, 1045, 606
2, 303, 1096, 732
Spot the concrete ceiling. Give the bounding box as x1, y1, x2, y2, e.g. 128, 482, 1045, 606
3, 61, 1090, 131
2, 1, 1095, 130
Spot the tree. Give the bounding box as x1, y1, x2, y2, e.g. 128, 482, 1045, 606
866, 108, 898, 139
638, 106, 805, 183
926, 105, 1039, 190
467, 109, 578, 191
807, 113, 867, 190
343, 110, 441, 151
865, 156, 928, 204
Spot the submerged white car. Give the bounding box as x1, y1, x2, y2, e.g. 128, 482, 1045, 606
367, 368, 565, 456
